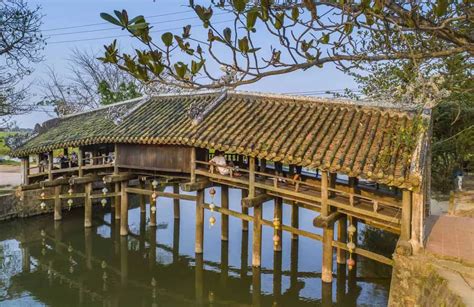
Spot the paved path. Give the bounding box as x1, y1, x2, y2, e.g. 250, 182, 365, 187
425, 215, 474, 264
0, 165, 21, 187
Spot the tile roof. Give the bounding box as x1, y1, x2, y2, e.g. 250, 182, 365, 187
12, 90, 431, 189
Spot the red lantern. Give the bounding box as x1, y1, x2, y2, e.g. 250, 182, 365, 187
347, 258, 355, 270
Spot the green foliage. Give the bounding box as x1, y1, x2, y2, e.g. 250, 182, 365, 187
98, 81, 141, 106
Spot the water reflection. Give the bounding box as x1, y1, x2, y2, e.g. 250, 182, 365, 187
0, 188, 391, 306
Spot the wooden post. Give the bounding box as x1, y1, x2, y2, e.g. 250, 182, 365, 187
114, 143, 119, 174
240, 230, 249, 280
290, 238, 298, 289
349, 177, 359, 205
139, 181, 146, 213
291, 202, 299, 240
411, 190, 424, 252
321, 281, 333, 307
173, 219, 180, 262
78, 148, 84, 177
21, 157, 29, 185
273, 250, 282, 304
274, 197, 283, 251
54, 185, 62, 221
149, 227, 156, 269
84, 183, 92, 228
329, 172, 337, 198
114, 182, 121, 220
336, 216, 347, 264
47, 151, 53, 181
190, 147, 196, 183
120, 181, 128, 236
321, 171, 329, 216
195, 189, 204, 254
322, 225, 334, 283
249, 156, 256, 198
149, 183, 157, 227
260, 159, 267, 173
221, 185, 229, 241
21, 245, 30, 273
401, 190, 412, 241
220, 241, 229, 288
252, 204, 262, 267
242, 189, 249, 231
336, 263, 347, 304
173, 184, 180, 219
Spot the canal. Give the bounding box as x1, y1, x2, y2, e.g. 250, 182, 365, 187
0, 187, 392, 306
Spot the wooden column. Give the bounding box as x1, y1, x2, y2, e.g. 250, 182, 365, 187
114, 182, 121, 220
221, 185, 229, 241
195, 189, 205, 254
113, 143, 119, 174
139, 181, 146, 213
54, 185, 62, 221
336, 216, 347, 264
322, 225, 334, 283
274, 198, 283, 251
273, 250, 282, 304
411, 189, 424, 252
291, 202, 299, 240
329, 172, 337, 198
321, 282, 333, 307
249, 156, 256, 197
190, 147, 196, 183
173, 219, 180, 262
242, 189, 249, 231
84, 183, 92, 228
120, 181, 128, 236
47, 151, 53, 181
173, 184, 180, 219
220, 241, 229, 288
78, 148, 84, 177
149, 183, 157, 227
252, 204, 262, 267
401, 190, 412, 241
321, 171, 329, 216
21, 157, 29, 185
149, 227, 156, 269
260, 159, 267, 173
195, 253, 204, 304
240, 230, 249, 280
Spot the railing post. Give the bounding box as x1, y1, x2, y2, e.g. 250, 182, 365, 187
78, 148, 84, 177
401, 190, 412, 241
120, 181, 128, 236
21, 156, 29, 185
190, 147, 196, 183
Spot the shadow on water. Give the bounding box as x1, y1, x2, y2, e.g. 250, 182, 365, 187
0, 187, 392, 306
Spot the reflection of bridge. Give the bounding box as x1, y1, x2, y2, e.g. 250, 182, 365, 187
8, 208, 391, 306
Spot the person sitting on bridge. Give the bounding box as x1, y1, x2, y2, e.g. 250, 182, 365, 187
209, 151, 241, 177
70, 152, 78, 167
58, 153, 69, 169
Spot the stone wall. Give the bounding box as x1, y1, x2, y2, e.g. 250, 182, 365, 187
389, 253, 465, 307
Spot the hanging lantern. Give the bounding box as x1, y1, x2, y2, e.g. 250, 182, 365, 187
40, 192, 45, 199
209, 187, 216, 196
347, 242, 356, 252
40, 202, 46, 210
102, 187, 108, 195
347, 257, 355, 270
273, 235, 280, 246
103, 177, 107, 184
209, 203, 215, 212
152, 179, 159, 189
68, 244, 73, 253
151, 206, 157, 214
151, 191, 157, 201
101, 261, 107, 270
151, 277, 157, 287
208, 291, 215, 303
41, 230, 45, 237
348, 224, 356, 235
68, 188, 73, 195
209, 216, 216, 227
101, 198, 107, 207
67, 199, 73, 210
273, 217, 281, 230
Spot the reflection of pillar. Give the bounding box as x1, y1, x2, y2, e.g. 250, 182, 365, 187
120, 236, 128, 286
54, 221, 63, 253
84, 228, 93, 270
140, 181, 146, 213
291, 202, 299, 240
195, 253, 204, 304
337, 216, 347, 264
221, 185, 229, 241
220, 241, 228, 289
252, 267, 261, 307
54, 185, 62, 221
273, 250, 282, 304
84, 183, 92, 228
241, 189, 249, 231
173, 219, 180, 263
139, 211, 146, 253
195, 189, 204, 254
322, 225, 334, 283
21, 245, 30, 273
252, 203, 262, 267
349, 217, 358, 271
274, 198, 282, 251
336, 263, 347, 305
321, 281, 333, 307
290, 238, 298, 288
240, 230, 249, 280
112, 219, 120, 256
173, 184, 180, 219
120, 181, 128, 236
149, 227, 157, 269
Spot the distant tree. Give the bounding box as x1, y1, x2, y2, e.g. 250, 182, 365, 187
98, 80, 141, 105
99, 1, 472, 89
0, 0, 44, 126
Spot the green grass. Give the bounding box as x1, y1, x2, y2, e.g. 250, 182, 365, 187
0, 160, 20, 166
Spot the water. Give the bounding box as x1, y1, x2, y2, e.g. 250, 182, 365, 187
0, 187, 392, 306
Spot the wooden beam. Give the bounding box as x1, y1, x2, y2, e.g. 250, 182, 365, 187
120, 181, 128, 236
241, 193, 273, 208
125, 187, 197, 201
313, 211, 343, 228
274, 198, 282, 252
84, 183, 92, 228
195, 189, 204, 254
401, 190, 412, 242
102, 173, 136, 183
221, 185, 229, 241
41, 178, 70, 188
69, 174, 99, 185
180, 179, 212, 192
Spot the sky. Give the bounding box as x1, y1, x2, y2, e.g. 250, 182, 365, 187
14, 0, 357, 128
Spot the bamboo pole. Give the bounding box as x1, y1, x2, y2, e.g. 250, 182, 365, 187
84, 183, 92, 228
54, 185, 62, 221
221, 185, 229, 241
274, 198, 283, 251
195, 189, 205, 254
291, 202, 299, 240
336, 216, 347, 264
173, 184, 180, 219
120, 181, 128, 236
401, 190, 412, 241
252, 204, 262, 267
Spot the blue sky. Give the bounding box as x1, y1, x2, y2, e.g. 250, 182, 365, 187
16, 0, 356, 128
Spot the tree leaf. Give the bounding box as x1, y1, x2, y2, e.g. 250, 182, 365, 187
274, 13, 284, 30
100, 13, 123, 27
233, 0, 247, 13
238, 36, 249, 53
174, 62, 188, 78
291, 7, 300, 21
223, 27, 232, 43
247, 9, 258, 30
435, 0, 449, 17
161, 32, 173, 47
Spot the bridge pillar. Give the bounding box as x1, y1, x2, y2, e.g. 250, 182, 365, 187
139, 180, 146, 213
337, 216, 347, 264
322, 225, 334, 283
252, 203, 262, 267
274, 197, 283, 251
54, 185, 62, 221
221, 185, 229, 241
195, 188, 204, 254
114, 182, 121, 220
120, 181, 128, 236
84, 183, 92, 228
291, 202, 299, 240
173, 184, 180, 219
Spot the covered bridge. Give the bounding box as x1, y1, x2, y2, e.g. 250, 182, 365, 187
12, 90, 432, 283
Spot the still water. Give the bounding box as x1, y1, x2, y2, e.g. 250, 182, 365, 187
0, 187, 392, 306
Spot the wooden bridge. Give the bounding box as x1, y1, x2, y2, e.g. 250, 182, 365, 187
11, 90, 432, 284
